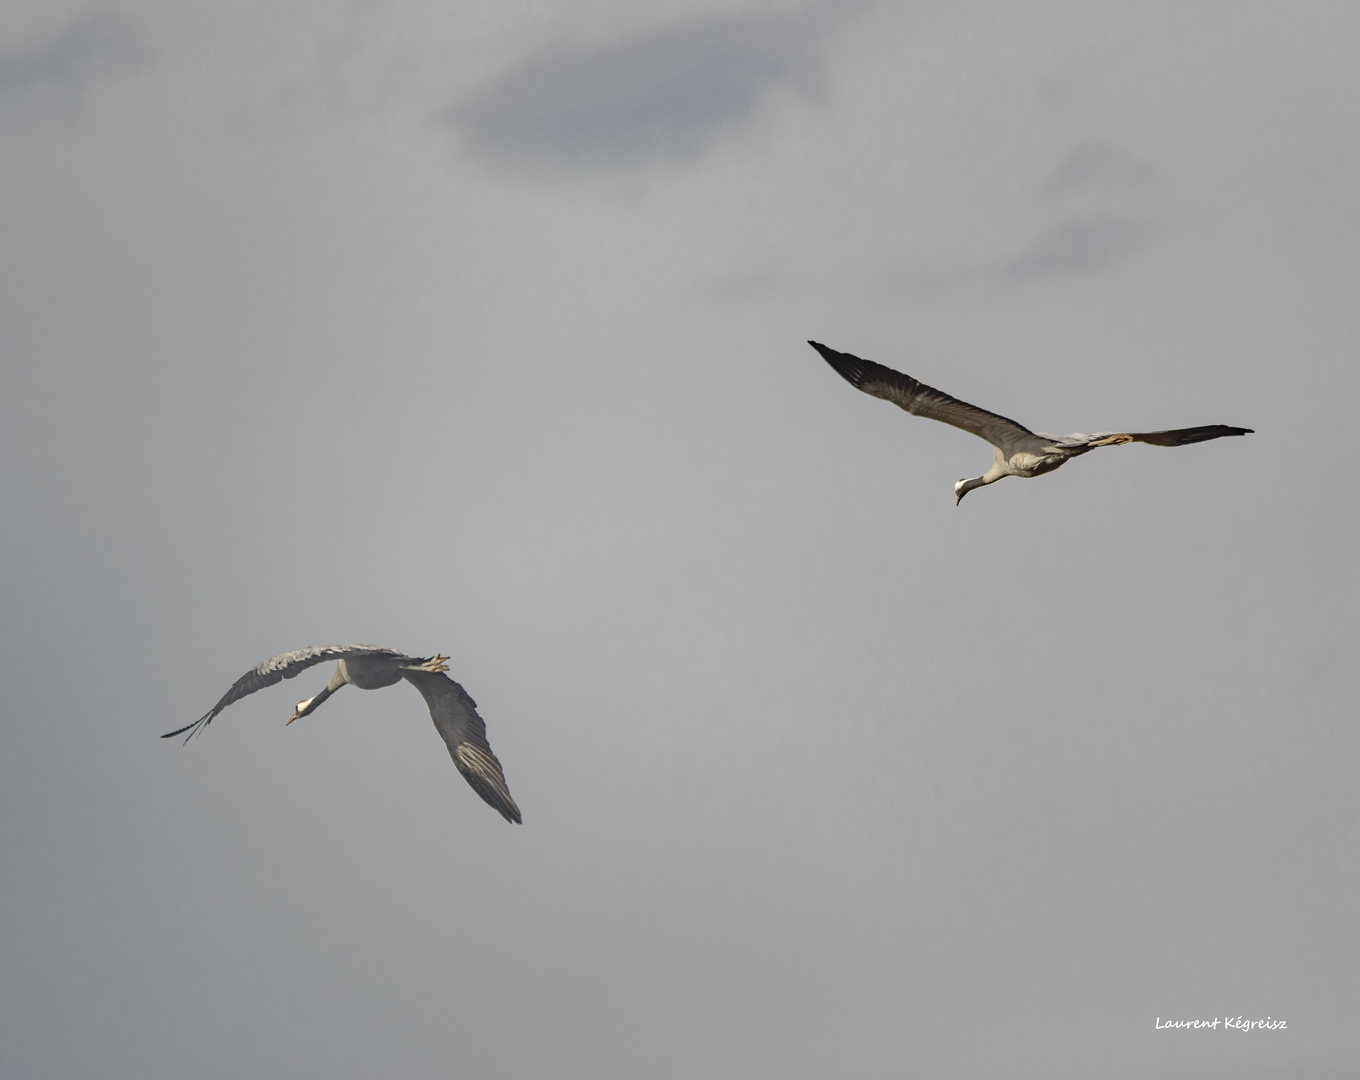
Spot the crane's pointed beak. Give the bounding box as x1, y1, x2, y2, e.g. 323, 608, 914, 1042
286, 709, 300, 725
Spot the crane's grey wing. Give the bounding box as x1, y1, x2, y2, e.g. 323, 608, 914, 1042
164, 644, 403, 742
403, 670, 522, 824
809, 340, 1041, 454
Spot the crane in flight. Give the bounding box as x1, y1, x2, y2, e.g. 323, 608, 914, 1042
809, 341, 1252, 504
164, 645, 521, 823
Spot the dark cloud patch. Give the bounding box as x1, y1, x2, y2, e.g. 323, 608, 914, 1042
0, 12, 149, 129
1046, 142, 1154, 195
1003, 216, 1149, 279
881, 216, 1152, 301
446, 10, 839, 170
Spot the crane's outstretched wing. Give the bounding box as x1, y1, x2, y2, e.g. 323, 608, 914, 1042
1123, 425, 1254, 446
1044, 425, 1255, 452
163, 645, 402, 743
404, 671, 522, 824
810, 340, 1041, 454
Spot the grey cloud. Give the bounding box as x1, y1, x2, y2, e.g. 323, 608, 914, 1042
1003, 215, 1149, 279
880, 216, 1151, 302
0, 12, 149, 129
1046, 141, 1155, 195
446, 10, 838, 170
875, 145, 1163, 302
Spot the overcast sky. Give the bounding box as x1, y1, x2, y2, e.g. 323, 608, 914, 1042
2, 3, 1357, 1078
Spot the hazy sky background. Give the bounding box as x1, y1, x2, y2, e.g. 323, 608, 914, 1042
2, 2, 1356, 1077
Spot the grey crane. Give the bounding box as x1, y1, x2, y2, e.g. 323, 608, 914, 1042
163, 645, 521, 823
809, 341, 1253, 504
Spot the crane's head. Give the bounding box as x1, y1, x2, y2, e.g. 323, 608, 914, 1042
286, 695, 320, 725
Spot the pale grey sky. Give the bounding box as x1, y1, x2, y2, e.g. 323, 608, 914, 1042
1, 3, 1356, 1078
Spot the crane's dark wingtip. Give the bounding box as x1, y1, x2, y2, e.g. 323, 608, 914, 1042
162, 712, 212, 742
807, 340, 870, 390
1186, 424, 1255, 444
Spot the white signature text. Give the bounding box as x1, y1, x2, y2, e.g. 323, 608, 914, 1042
1155, 1016, 1286, 1031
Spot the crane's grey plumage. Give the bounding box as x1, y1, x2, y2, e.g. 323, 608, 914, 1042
809, 341, 1253, 504
163, 645, 521, 823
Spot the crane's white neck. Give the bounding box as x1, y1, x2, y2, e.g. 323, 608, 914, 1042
955, 460, 1012, 504
955, 474, 993, 504
290, 665, 352, 722
293, 683, 340, 719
